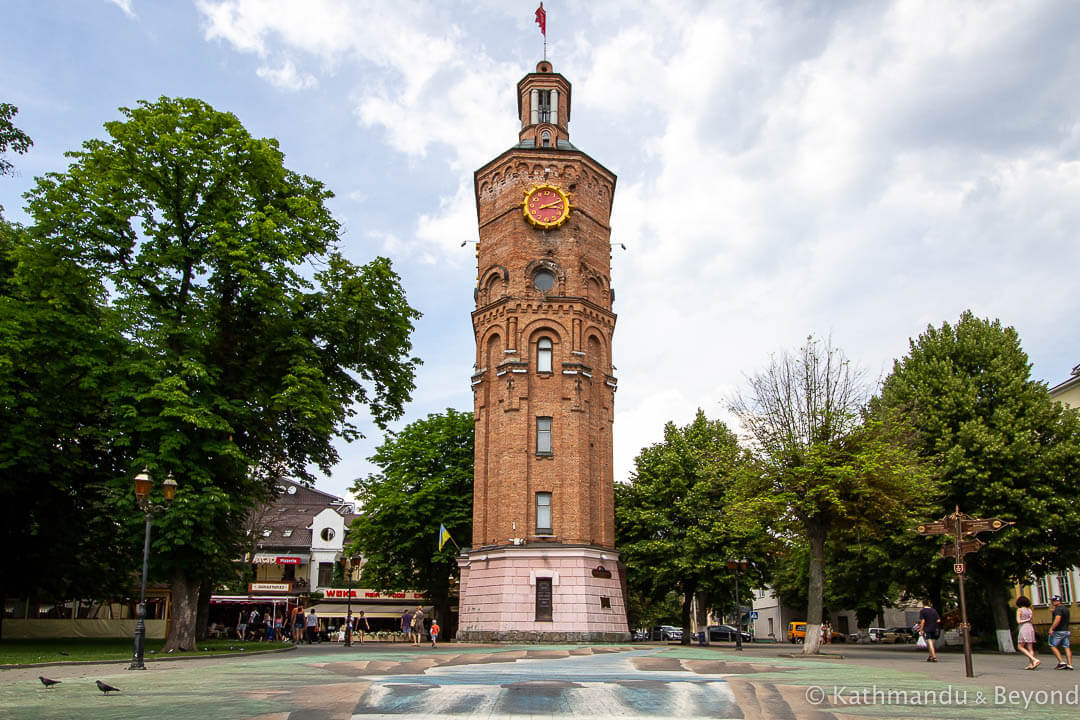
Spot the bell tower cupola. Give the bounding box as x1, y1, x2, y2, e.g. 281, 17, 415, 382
517, 60, 571, 149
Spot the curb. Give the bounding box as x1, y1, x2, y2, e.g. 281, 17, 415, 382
0, 644, 295, 670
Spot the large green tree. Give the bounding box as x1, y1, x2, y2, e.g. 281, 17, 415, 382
731, 336, 932, 654
615, 409, 767, 644
19, 97, 421, 650
0, 220, 138, 639
878, 311, 1080, 651
348, 409, 474, 632
0, 102, 33, 180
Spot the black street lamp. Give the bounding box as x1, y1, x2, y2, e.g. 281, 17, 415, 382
726, 558, 750, 651
128, 469, 177, 670
344, 556, 354, 647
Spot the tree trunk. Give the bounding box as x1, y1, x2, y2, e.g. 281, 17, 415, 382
195, 578, 212, 641
163, 569, 199, 651
803, 521, 826, 655
680, 579, 696, 645
695, 591, 710, 646
988, 584, 1016, 653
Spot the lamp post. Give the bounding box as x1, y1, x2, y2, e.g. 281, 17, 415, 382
129, 469, 177, 670
726, 559, 750, 651
344, 557, 353, 647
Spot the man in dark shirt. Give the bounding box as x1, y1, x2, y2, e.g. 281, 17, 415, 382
918, 601, 941, 662
1049, 595, 1073, 670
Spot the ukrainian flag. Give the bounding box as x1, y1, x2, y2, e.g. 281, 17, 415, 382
438, 524, 452, 551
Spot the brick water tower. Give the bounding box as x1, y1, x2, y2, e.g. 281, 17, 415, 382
456, 60, 629, 641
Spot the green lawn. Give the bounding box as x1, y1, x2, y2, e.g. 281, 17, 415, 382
0, 638, 291, 666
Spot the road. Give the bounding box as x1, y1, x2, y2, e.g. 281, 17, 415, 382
3, 640, 1079, 719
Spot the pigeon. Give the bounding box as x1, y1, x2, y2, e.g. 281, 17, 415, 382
95, 680, 120, 695
58, 651, 69, 656
39, 676, 61, 688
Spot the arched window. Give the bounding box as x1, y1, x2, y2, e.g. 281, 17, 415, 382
541, 131, 551, 147
537, 337, 552, 373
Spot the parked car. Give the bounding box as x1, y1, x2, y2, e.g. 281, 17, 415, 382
651, 625, 683, 641
882, 626, 915, 643
693, 624, 752, 643
632, 629, 649, 641
788, 621, 807, 643
867, 626, 910, 643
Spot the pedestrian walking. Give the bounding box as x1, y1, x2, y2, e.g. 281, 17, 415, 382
411, 605, 425, 646
1049, 595, 1073, 670
236, 608, 248, 641
294, 607, 306, 643
1015, 595, 1039, 669
356, 610, 369, 644
306, 607, 319, 644
401, 608, 413, 642
917, 600, 941, 662
430, 619, 440, 648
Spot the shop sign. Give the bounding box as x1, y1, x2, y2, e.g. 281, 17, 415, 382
249, 582, 292, 592
253, 554, 305, 565
323, 589, 426, 600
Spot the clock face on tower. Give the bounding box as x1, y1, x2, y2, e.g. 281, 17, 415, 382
522, 183, 571, 229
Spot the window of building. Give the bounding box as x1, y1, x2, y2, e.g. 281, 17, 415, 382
536, 492, 552, 533
320, 527, 336, 542
533, 268, 555, 292
1034, 576, 1049, 605
537, 337, 552, 373
318, 562, 333, 588
541, 130, 551, 147
262, 529, 271, 537
536, 577, 553, 621
600, 596, 611, 609
537, 90, 551, 123
282, 529, 293, 538
536, 417, 552, 455
1058, 574, 1073, 603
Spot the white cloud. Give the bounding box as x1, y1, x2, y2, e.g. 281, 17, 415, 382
107, 0, 135, 18
255, 57, 317, 91
189, 0, 1080, 491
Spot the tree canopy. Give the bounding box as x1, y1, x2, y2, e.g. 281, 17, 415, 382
877, 311, 1080, 649
615, 409, 766, 643
731, 336, 932, 654
348, 408, 474, 630
0, 102, 32, 180
12, 97, 421, 649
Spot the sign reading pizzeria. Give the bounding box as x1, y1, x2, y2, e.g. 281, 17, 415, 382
252, 554, 304, 565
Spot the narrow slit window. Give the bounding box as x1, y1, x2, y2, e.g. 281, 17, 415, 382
541, 131, 551, 147
536, 417, 552, 455
537, 337, 552, 373
537, 90, 551, 123
536, 492, 552, 533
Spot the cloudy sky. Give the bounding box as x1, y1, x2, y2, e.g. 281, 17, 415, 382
4, 1, 1079, 501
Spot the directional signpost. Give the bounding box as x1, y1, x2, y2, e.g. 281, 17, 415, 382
914, 507, 1014, 678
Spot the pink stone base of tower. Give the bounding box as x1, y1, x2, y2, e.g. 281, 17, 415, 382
455, 544, 631, 642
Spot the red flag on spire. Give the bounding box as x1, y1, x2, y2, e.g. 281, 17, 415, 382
535, 3, 546, 37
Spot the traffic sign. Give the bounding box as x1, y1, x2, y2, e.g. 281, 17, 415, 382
749, 611, 759, 620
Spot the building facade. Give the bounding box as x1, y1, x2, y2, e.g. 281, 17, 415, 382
1013, 362, 1080, 634
455, 60, 630, 641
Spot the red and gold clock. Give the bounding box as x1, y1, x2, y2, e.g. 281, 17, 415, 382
522, 183, 571, 229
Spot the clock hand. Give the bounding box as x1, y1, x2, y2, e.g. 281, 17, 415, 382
537, 201, 563, 210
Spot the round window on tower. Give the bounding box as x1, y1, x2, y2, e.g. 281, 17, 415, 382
321, 527, 335, 542
533, 269, 556, 293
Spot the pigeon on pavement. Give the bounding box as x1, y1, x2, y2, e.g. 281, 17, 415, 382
39, 676, 61, 688
95, 680, 120, 695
